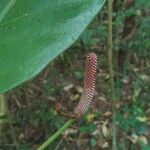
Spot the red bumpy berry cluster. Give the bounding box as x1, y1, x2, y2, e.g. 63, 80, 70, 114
74, 52, 97, 118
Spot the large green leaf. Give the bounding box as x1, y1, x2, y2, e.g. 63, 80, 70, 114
0, 0, 106, 94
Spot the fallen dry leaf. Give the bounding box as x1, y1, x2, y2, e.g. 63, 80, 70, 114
97, 96, 106, 101
139, 135, 148, 145
101, 141, 109, 149
102, 111, 112, 117
128, 134, 139, 144
63, 84, 74, 91
63, 128, 78, 138
101, 121, 110, 138
70, 94, 79, 101
136, 116, 148, 122
75, 86, 83, 93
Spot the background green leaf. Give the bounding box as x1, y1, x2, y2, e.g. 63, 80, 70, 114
0, 0, 106, 94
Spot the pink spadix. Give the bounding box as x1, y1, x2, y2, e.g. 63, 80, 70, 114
74, 52, 97, 118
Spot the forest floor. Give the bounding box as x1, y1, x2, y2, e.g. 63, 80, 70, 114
1, 46, 150, 150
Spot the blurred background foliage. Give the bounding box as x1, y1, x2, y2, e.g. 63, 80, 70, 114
0, 0, 150, 149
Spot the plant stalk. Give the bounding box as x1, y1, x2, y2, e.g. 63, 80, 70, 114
0, 94, 19, 150
108, 0, 117, 150
0, 94, 7, 144
37, 119, 74, 150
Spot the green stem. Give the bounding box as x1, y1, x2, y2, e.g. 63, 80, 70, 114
37, 119, 74, 150
0, 94, 7, 117
108, 0, 117, 150
0, 94, 7, 144
6, 95, 19, 150
0, 94, 19, 150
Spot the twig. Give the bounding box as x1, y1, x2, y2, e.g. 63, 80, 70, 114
108, 0, 117, 150
0, 94, 7, 144
54, 139, 63, 150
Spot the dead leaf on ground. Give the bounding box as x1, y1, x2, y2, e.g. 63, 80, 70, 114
63, 84, 74, 91
128, 134, 139, 144
101, 141, 109, 149
139, 135, 148, 145
128, 134, 148, 145
136, 116, 148, 122
97, 96, 106, 101
70, 94, 79, 101
63, 128, 78, 138
101, 121, 110, 138
75, 86, 83, 93
102, 111, 112, 117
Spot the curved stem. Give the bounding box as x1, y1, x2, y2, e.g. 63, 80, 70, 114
37, 119, 74, 150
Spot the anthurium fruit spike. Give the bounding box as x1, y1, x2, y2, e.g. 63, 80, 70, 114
74, 52, 97, 118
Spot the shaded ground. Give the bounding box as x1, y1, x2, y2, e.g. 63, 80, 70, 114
1, 46, 150, 150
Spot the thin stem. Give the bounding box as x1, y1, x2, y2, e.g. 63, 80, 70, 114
0, 94, 19, 150
0, 94, 7, 144
8, 114, 19, 150
0, 94, 7, 117
108, 0, 117, 150
37, 119, 74, 150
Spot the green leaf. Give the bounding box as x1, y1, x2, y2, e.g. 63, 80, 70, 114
0, 0, 106, 93
90, 137, 96, 146
79, 124, 96, 133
